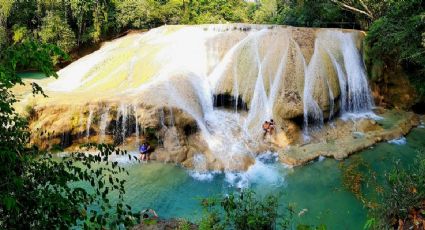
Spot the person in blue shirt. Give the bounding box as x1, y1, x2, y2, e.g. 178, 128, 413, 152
139, 142, 151, 161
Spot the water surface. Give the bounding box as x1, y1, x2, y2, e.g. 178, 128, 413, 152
113, 127, 425, 229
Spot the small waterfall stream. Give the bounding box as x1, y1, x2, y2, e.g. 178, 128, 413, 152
118, 104, 128, 144
133, 104, 140, 146
86, 107, 94, 139
99, 106, 110, 142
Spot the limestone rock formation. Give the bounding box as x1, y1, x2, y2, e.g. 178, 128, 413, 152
15, 24, 382, 171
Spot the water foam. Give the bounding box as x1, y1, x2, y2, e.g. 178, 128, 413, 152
340, 112, 383, 122
224, 152, 286, 189
388, 137, 407, 145
188, 152, 286, 189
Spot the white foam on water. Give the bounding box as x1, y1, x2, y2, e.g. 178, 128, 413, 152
188, 154, 220, 181
188, 171, 219, 182
318, 155, 326, 162
186, 152, 286, 189
108, 151, 140, 165
388, 137, 407, 145
224, 152, 286, 189
340, 112, 383, 122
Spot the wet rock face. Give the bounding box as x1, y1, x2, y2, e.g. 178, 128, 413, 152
370, 64, 418, 110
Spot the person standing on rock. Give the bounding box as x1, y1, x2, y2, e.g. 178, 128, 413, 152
139, 142, 151, 161
263, 121, 270, 138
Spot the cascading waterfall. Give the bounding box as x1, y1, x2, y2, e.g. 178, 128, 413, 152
302, 31, 375, 136
42, 24, 375, 170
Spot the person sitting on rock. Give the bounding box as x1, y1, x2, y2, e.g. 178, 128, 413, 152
139, 142, 151, 161
262, 121, 270, 137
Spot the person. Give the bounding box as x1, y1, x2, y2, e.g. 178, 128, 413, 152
139, 143, 151, 161
262, 121, 270, 138
141, 208, 158, 223
268, 119, 275, 135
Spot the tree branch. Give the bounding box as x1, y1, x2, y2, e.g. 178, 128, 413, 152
330, 0, 374, 20
358, 0, 374, 19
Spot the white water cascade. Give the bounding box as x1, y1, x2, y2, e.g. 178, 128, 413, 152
39, 24, 375, 170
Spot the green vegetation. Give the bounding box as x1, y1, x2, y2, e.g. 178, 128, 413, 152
0, 41, 138, 228
207, 190, 278, 230
341, 151, 425, 229
365, 0, 425, 97
371, 150, 425, 229
198, 190, 325, 230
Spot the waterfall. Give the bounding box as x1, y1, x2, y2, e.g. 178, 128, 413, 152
303, 41, 324, 135
325, 48, 348, 115
86, 107, 94, 139
340, 33, 374, 113
302, 31, 374, 136
77, 107, 84, 138
133, 104, 140, 146
99, 106, 110, 143
118, 104, 128, 144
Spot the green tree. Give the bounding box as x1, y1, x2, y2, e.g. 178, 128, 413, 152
0, 0, 14, 47
12, 24, 29, 43
252, 0, 280, 24
180, 0, 249, 24
116, 0, 156, 29
38, 11, 76, 53
283, 0, 355, 28
70, 0, 94, 44
157, 0, 183, 25
365, 0, 425, 97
